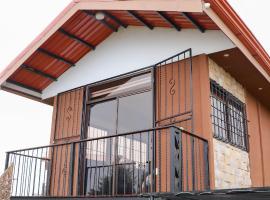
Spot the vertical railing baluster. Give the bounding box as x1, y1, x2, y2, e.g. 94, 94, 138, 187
191, 136, 195, 192
19, 151, 26, 196
170, 127, 175, 193
4, 152, 10, 170
37, 148, 43, 196
158, 129, 161, 193
46, 147, 52, 196
179, 129, 183, 192
32, 150, 37, 196
204, 142, 210, 190
69, 143, 75, 196
27, 150, 34, 196
152, 130, 156, 193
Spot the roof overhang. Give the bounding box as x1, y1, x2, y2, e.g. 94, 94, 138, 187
1, 0, 270, 104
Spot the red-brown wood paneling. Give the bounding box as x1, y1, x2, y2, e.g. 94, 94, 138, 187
247, 92, 270, 187
155, 55, 214, 191
49, 87, 84, 196
54, 88, 84, 141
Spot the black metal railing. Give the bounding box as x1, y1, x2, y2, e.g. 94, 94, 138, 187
5, 126, 209, 197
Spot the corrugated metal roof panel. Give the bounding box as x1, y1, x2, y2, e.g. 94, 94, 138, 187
8, 10, 219, 92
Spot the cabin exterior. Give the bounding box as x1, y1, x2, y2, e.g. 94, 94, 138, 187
1, 0, 270, 199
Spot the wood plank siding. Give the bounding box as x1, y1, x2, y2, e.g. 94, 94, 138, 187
246, 92, 270, 187
49, 87, 84, 196
155, 55, 213, 191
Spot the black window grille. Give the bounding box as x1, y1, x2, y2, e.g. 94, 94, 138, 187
210, 80, 248, 151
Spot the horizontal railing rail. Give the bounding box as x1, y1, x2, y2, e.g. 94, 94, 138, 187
5, 126, 209, 198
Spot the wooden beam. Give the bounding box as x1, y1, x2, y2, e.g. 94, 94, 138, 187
37, 48, 75, 66
182, 12, 205, 33
103, 11, 128, 28
83, 10, 118, 32
157, 11, 181, 31
6, 79, 42, 93
128, 11, 154, 30
58, 28, 96, 50
21, 64, 57, 81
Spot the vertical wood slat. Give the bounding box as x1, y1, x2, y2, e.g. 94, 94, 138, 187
155, 58, 192, 130
49, 87, 84, 196
54, 88, 84, 141
155, 55, 212, 192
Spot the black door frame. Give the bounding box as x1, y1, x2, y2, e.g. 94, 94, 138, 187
79, 68, 154, 195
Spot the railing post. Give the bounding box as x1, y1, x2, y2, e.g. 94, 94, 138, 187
69, 143, 75, 196
170, 127, 175, 193
204, 142, 210, 190
151, 129, 156, 193
4, 152, 10, 170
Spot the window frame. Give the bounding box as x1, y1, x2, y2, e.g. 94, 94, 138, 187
210, 79, 249, 151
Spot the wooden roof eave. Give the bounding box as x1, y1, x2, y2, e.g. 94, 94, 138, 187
203, 0, 270, 83
0, 0, 203, 87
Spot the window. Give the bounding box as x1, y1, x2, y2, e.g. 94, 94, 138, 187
210, 80, 248, 150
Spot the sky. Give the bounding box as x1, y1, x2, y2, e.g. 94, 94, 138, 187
0, 0, 270, 173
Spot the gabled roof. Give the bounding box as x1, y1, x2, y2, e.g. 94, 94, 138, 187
0, 0, 269, 101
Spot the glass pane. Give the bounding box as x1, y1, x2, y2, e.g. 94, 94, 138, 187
86, 100, 117, 196
115, 132, 152, 195
88, 99, 117, 138
117, 91, 152, 133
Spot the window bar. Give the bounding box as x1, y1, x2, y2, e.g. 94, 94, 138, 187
210, 80, 248, 150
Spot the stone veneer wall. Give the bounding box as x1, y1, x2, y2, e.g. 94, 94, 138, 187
0, 165, 13, 200
209, 58, 252, 189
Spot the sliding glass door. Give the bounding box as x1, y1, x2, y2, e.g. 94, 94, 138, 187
84, 72, 153, 196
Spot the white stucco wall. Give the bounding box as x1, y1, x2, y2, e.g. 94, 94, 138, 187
42, 26, 235, 99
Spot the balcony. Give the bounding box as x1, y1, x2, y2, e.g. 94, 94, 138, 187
5, 126, 209, 199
